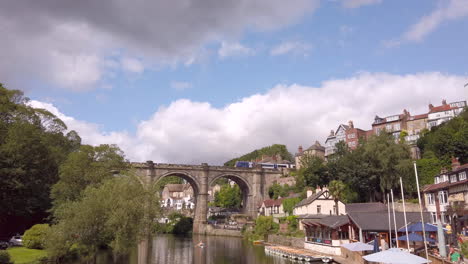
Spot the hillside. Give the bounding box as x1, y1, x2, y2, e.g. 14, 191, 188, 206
223, 144, 294, 167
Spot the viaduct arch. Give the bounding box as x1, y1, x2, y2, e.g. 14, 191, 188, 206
132, 161, 284, 234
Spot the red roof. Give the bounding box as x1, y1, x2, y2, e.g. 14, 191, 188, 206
262, 198, 284, 207
411, 113, 428, 120
429, 104, 454, 113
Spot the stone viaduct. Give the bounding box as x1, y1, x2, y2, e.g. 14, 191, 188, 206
132, 161, 284, 234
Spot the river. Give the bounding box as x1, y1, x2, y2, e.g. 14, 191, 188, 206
85, 234, 316, 264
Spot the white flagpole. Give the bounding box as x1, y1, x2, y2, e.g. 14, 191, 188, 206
413, 161, 428, 259
387, 193, 392, 248
400, 177, 410, 251
391, 189, 399, 248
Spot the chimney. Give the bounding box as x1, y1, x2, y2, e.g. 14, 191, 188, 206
348, 120, 354, 129
429, 104, 434, 110
442, 99, 447, 105
298, 145, 303, 154
306, 189, 313, 198
452, 157, 461, 171
316, 186, 322, 193
315, 140, 321, 146
330, 130, 335, 136
440, 167, 448, 174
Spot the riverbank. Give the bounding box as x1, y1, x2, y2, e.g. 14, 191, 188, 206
7, 247, 47, 264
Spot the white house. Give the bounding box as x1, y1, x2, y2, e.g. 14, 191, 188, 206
293, 188, 346, 230
259, 198, 287, 218
427, 100, 466, 129
324, 124, 348, 157
160, 184, 195, 210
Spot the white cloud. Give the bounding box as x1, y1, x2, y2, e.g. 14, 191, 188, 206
270, 41, 312, 56
121, 57, 144, 74
218, 42, 254, 58
342, 0, 382, 9
0, 0, 319, 90
171, 81, 192, 91
387, 0, 468, 45
28, 72, 467, 165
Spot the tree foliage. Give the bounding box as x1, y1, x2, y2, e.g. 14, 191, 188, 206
23, 224, 50, 249
0, 83, 81, 235
417, 109, 468, 164
214, 184, 242, 208
50, 144, 128, 209
282, 197, 301, 215
328, 180, 346, 215
224, 144, 293, 166
268, 183, 291, 199
46, 175, 159, 261
296, 132, 414, 202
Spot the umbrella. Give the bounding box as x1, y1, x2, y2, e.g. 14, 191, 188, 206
363, 248, 431, 264
341, 242, 374, 251
399, 222, 439, 233
397, 233, 436, 243
373, 237, 380, 253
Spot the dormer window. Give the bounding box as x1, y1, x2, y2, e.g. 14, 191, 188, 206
443, 175, 449, 182
450, 174, 457, 183
435, 176, 440, 184
460, 172, 467, 181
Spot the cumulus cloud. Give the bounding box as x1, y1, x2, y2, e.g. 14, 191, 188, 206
0, 0, 318, 90
171, 81, 193, 91
28, 72, 467, 165
270, 41, 312, 56
342, 0, 382, 9
218, 42, 254, 58
386, 0, 468, 46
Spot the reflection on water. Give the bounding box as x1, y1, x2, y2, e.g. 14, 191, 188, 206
139, 234, 301, 264
72, 234, 324, 264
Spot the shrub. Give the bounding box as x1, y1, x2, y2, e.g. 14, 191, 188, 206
23, 224, 50, 249
0, 251, 12, 264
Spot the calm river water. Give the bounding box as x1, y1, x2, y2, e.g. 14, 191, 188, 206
84, 234, 313, 264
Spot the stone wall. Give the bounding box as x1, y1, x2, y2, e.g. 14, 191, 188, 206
394, 202, 422, 212
267, 234, 304, 248
204, 225, 243, 237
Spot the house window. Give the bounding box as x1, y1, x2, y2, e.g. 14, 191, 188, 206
333, 205, 337, 215
450, 174, 457, 183
460, 172, 467, 181
317, 205, 321, 214
427, 193, 435, 205
443, 175, 449, 182
348, 133, 355, 139
274, 206, 279, 214
438, 191, 448, 205
394, 123, 401, 131
386, 124, 392, 131
435, 177, 440, 184
430, 212, 437, 224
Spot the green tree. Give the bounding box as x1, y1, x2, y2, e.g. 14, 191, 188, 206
416, 151, 450, 186
0, 84, 80, 234
46, 174, 159, 261
282, 197, 301, 215
268, 183, 290, 199
297, 155, 329, 188
328, 180, 346, 215
224, 144, 293, 166
418, 109, 468, 163
23, 224, 50, 249
50, 144, 128, 209
214, 184, 242, 208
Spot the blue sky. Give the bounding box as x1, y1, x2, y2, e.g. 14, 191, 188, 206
2, 0, 468, 164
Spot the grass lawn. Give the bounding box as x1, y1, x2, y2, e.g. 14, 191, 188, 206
7, 247, 47, 264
